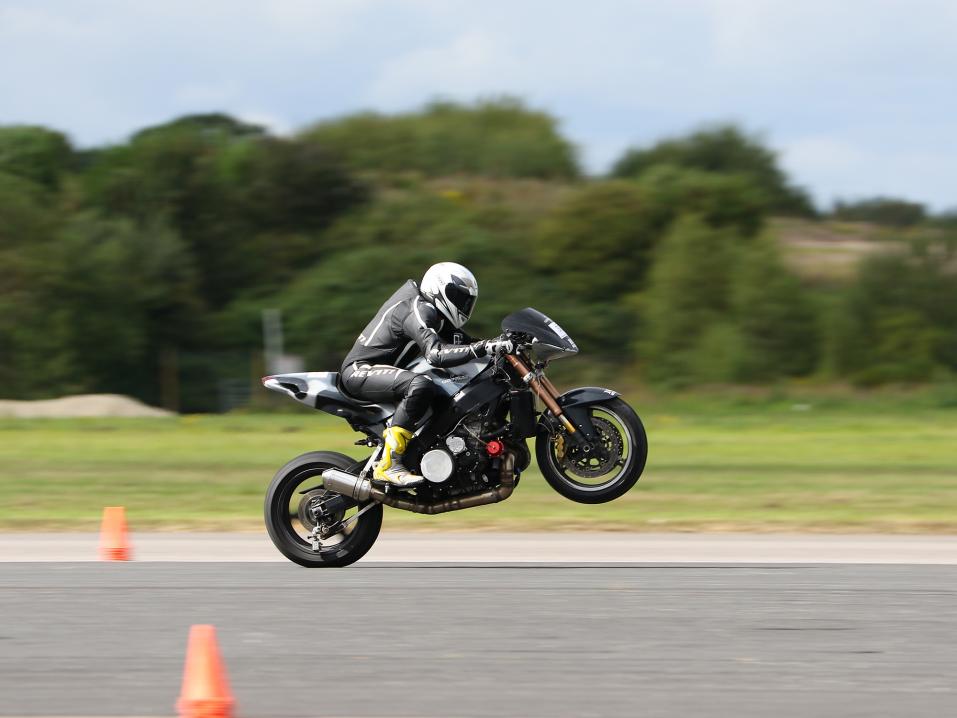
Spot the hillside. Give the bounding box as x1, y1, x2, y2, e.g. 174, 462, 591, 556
774, 218, 895, 281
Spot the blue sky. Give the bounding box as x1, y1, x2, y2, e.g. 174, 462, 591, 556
2, 0, 955, 210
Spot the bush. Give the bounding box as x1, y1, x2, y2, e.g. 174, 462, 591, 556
831, 197, 926, 227
860, 311, 941, 384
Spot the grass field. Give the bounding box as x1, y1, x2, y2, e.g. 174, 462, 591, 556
1, 393, 956, 532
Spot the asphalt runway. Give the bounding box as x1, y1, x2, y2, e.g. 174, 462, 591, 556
1, 564, 955, 717
5, 532, 957, 563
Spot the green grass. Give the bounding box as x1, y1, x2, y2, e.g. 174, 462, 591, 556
1, 396, 956, 532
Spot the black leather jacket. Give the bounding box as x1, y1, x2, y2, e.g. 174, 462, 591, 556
341, 280, 484, 371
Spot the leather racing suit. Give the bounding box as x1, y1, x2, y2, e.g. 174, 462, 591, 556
340, 279, 486, 428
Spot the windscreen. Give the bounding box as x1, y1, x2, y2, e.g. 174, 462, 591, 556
501, 308, 578, 356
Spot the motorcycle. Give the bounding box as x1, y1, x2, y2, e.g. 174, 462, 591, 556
262, 307, 648, 567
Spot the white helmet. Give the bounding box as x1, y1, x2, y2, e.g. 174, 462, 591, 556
420, 262, 478, 329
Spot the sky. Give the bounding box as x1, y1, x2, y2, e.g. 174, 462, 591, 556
1, 0, 955, 210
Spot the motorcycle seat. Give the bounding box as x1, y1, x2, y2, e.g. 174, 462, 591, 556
335, 372, 388, 407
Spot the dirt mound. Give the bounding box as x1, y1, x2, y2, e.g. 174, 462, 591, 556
0, 394, 173, 418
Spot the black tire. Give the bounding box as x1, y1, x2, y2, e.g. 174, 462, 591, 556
264, 450, 382, 567
536, 398, 647, 504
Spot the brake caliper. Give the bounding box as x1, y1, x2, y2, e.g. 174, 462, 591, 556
555, 433, 567, 461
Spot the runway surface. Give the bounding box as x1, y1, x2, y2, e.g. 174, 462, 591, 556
1, 563, 955, 717
3, 532, 957, 563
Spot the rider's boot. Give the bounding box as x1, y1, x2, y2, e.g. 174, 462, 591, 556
373, 426, 424, 487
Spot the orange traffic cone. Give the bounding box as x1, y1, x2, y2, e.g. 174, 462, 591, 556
99, 506, 132, 561
177, 625, 235, 718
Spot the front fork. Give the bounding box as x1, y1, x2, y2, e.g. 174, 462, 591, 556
504, 354, 576, 433
504, 354, 597, 447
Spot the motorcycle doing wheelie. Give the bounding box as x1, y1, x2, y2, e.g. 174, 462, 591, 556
262, 307, 648, 567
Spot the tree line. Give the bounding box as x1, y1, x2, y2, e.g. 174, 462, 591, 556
1, 99, 955, 410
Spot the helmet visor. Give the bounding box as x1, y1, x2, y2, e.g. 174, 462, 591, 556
445, 283, 476, 319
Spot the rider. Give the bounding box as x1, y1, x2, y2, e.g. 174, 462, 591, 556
340, 262, 513, 487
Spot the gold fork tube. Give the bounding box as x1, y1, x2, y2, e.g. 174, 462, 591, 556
505, 354, 576, 434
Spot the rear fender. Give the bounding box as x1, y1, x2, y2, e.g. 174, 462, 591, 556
262, 372, 393, 427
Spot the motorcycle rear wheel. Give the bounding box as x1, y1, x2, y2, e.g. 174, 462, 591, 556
264, 451, 382, 567
536, 398, 647, 504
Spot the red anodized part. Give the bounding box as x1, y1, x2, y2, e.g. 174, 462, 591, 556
485, 439, 504, 457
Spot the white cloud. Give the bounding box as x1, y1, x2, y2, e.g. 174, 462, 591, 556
0, 0, 955, 208
237, 110, 291, 137
175, 82, 242, 108
365, 30, 521, 107
781, 134, 955, 209
783, 136, 866, 175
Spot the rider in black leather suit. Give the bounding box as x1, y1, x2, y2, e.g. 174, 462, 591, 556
340, 263, 512, 486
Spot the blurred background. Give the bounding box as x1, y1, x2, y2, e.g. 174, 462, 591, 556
1, 0, 955, 532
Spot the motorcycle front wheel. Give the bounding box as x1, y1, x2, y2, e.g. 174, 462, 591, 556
264, 450, 382, 567
536, 398, 647, 504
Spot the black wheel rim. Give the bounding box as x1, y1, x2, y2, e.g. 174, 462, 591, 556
275, 464, 367, 555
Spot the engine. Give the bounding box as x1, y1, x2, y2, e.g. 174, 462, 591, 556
417, 416, 507, 496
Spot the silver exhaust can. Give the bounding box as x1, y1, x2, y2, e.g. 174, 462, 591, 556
322, 468, 372, 502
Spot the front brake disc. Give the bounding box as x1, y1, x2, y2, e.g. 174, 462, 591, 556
561, 416, 623, 478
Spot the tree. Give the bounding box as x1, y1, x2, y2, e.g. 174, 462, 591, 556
80, 115, 368, 307
12, 214, 204, 401
0, 171, 63, 393
612, 125, 815, 216
0, 126, 73, 192
131, 113, 266, 143
639, 215, 739, 385
276, 192, 527, 366
636, 165, 770, 237
827, 240, 957, 383
229, 137, 369, 234
0, 171, 57, 248
300, 98, 580, 179
731, 236, 818, 380
533, 181, 659, 300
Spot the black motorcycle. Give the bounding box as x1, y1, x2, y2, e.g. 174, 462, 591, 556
262, 308, 647, 567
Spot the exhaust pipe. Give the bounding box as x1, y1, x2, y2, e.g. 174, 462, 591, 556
321, 468, 372, 501
321, 453, 517, 514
